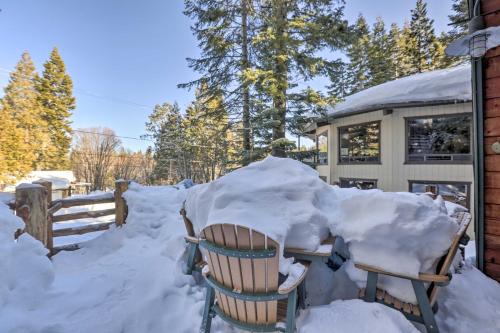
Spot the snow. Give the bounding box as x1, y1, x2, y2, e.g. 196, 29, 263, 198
186, 157, 458, 296
436, 262, 500, 333
327, 65, 471, 118
185, 156, 334, 274
4, 170, 75, 191
298, 299, 419, 333
446, 26, 500, 57
0, 159, 499, 333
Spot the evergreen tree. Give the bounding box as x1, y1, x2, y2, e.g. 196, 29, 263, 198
448, 0, 469, 39
250, 0, 349, 156
1, 51, 53, 171
367, 17, 394, 86
395, 22, 415, 78
0, 106, 30, 183
345, 15, 371, 94
408, 0, 439, 73
36, 47, 75, 169
180, 0, 253, 165
144, 102, 185, 183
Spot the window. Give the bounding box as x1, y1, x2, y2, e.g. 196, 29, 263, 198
339, 178, 377, 190
409, 181, 470, 209
316, 131, 328, 165
406, 114, 472, 163
339, 121, 380, 164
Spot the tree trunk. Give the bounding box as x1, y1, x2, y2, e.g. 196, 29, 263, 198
271, 0, 287, 158
241, 0, 252, 164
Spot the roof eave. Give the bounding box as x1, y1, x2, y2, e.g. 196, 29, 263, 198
326, 99, 472, 121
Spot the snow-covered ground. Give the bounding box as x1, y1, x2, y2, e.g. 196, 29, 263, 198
0, 157, 499, 333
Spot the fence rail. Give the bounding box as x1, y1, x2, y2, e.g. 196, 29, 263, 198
11, 180, 129, 256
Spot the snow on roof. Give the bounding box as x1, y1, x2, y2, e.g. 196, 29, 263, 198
327, 64, 472, 118
3, 170, 76, 192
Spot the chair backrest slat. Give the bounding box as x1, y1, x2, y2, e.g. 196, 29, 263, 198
201, 223, 281, 326
222, 224, 247, 322
429, 212, 472, 305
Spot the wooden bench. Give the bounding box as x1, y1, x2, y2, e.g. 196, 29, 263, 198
198, 223, 309, 333
356, 212, 472, 333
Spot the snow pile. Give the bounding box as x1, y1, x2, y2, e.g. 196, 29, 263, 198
186, 157, 459, 289
437, 262, 500, 333
0, 203, 54, 311
185, 156, 335, 273
334, 191, 458, 302
327, 64, 471, 118
298, 299, 419, 333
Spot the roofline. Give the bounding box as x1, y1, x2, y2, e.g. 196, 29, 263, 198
326, 99, 472, 122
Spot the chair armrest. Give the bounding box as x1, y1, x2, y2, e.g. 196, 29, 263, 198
185, 235, 199, 244
354, 263, 450, 284
278, 261, 310, 294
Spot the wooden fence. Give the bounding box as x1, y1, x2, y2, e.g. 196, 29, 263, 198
10, 180, 129, 256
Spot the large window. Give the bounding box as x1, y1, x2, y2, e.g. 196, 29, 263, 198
406, 114, 472, 163
339, 178, 377, 190
409, 181, 470, 209
339, 121, 380, 164
316, 131, 328, 165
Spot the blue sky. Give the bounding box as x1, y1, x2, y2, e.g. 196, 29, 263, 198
0, 0, 454, 151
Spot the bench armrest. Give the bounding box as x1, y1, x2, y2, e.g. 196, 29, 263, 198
278, 261, 310, 294
354, 263, 450, 284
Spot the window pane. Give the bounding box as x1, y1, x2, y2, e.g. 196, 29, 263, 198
316, 131, 328, 165
340, 179, 377, 190
339, 122, 380, 163
410, 182, 469, 208
407, 115, 471, 162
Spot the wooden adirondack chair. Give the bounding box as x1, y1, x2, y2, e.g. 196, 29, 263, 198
198, 223, 310, 333
357, 212, 472, 333
179, 203, 204, 274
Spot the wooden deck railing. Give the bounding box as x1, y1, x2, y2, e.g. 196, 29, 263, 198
12, 180, 129, 256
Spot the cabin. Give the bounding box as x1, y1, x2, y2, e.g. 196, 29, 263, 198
305, 65, 474, 218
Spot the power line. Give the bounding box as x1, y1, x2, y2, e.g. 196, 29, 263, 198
72, 129, 153, 142
0, 67, 155, 110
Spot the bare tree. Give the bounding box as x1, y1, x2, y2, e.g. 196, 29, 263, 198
71, 127, 121, 191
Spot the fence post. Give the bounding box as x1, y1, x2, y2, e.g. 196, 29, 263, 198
115, 180, 128, 226
33, 180, 53, 252
15, 183, 49, 247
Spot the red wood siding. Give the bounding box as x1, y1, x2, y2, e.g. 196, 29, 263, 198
483, 0, 500, 282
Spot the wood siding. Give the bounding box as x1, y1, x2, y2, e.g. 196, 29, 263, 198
483, 0, 500, 281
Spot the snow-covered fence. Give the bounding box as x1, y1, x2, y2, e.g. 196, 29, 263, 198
12, 180, 129, 255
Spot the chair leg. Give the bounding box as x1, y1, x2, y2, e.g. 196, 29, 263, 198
200, 286, 215, 333
186, 243, 198, 275
411, 280, 439, 333
298, 280, 307, 309
285, 289, 298, 333
365, 271, 378, 302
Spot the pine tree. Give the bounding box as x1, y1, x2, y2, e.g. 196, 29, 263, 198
408, 0, 439, 73
180, 0, 253, 165
448, 0, 469, 39
1, 51, 53, 171
345, 14, 371, 94
367, 17, 394, 86
144, 102, 185, 183
250, 0, 349, 156
36, 47, 75, 169
0, 106, 30, 184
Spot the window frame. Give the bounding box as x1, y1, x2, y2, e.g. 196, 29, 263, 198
337, 120, 382, 165
408, 180, 471, 209
339, 177, 378, 190
404, 113, 473, 165
316, 130, 328, 166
